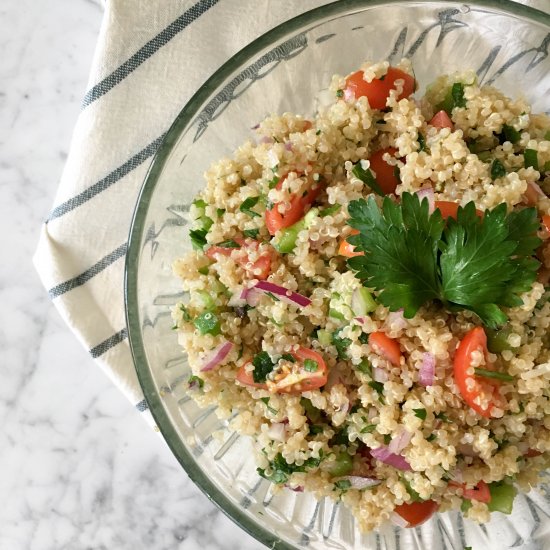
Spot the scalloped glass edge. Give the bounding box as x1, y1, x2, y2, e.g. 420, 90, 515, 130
125, 1, 550, 548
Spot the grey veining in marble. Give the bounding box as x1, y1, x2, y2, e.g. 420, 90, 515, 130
1, 1, 261, 548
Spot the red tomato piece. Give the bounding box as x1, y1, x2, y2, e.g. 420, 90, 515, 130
338, 229, 364, 258
265, 173, 323, 235
542, 215, 550, 234
235, 363, 267, 390
526, 449, 542, 458
273, 347, 328, 394
462, 481, 491, 503
394, 500, 439, 527
369, 331, 402, 366
453, 327, 505, 418
369, 147, 401, 195
429, 110, 454, 129
345, 67, 416, 110
434, 201, 483, 221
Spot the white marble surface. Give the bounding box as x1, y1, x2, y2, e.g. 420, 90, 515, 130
1, 1, 261, 548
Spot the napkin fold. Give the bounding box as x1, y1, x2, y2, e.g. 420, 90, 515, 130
33, 0, 546, 420
33, 0, 330, 420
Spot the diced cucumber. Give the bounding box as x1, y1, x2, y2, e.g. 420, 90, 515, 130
317, 329, 332, 346
351, 287, 377, 316
327, 452, 353, 476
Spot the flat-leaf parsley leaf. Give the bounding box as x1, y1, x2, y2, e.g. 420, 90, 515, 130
347, 193, 540, 328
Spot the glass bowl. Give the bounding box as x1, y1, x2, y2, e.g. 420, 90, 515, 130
125, 1, 550, 548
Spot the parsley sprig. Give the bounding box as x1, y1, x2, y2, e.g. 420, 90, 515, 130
347, 193, 541, 328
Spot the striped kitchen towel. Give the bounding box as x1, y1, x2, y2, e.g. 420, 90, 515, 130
33, 0, 546, 420
33, 0, 332, 421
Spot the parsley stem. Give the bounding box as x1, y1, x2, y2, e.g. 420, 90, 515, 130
474, 368, 514, 382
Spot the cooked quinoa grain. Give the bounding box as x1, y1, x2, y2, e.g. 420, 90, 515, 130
173, 61, 550, 532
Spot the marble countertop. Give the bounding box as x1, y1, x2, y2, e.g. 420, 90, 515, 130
5, 1, 550, 550
2, 1, 261, 548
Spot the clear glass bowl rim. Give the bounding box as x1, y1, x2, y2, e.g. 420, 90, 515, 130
125, 1, 550, 548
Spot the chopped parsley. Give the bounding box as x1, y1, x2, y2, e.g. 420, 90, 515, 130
217, 239, 240, 248
351, 162, 384, 196
197, 266, 209, 275
435, 412, 451, 423
474, 367, 514, 382
188, 375, 204, 389
179, 304, 191, 322
332, 329, 351, 359
304, 359, 318, 372
243, 228, 260, 239
268, 176, 280, 189
501, 124, 521, 144
451, 82, 466, 108
358, 332, 369, 345
418, 132, 426, 152
426, 433, 437, 442
216, 208, 225, 218
361, 424, 376, 434
368, 381, 385, 403
383, 434, 392, 444
240, 196, 261, 217
334, 479, 351, 491
356, 358, 372, 377
524, 148, 539, 170
260, 396, 278, 415
281, 353, 296, 363
319, 204, 341, 217
309, 424, 324, 436
413, 408, 427, 420
251, 352, 275, 383
189, 228, 208, 251
347, 192, 541, 328
336, 89, 344, 98
490, 158, 506, 180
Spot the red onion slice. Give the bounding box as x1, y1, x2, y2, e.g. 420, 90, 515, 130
371, 445, 412, 471
254, 281, 311, 307
340, 476, 381, 490
200, 341, 233, 372
388, 428, 412, 454
419, 352, 436, 387
284, 141, 293, 151
241, 286, 261, 307
415, 186, 435, 214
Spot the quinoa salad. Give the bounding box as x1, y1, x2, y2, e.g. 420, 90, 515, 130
172, 60, 550, 532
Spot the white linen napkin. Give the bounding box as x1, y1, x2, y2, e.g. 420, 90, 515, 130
33, 0, 547, 420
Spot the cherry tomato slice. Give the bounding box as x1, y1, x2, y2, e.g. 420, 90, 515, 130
369, 331, 402, 366
369, 147, 401, 195
338, 229, 364, 258
429, 110, 454, 129
345, 67, 415, 110
542, 215, 550, 234
236, 348, 328, 394
453, 327, 505, 418
273, 348, 328, 394
235, 363, 267, 389
394, 500, 438, 527
434, 201, 483, 221
265, 173, 323, 235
